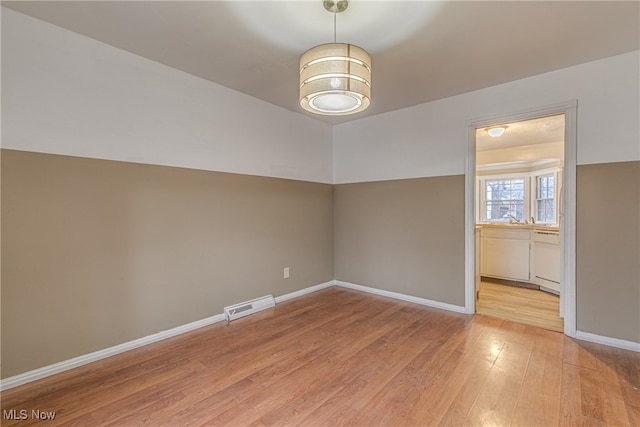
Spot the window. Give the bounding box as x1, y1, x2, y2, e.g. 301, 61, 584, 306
536, 174, 555, 223
477, 168, 561, 224
484, 178, 525, 221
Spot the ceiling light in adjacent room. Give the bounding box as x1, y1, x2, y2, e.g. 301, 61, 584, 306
487, 126, 507, 137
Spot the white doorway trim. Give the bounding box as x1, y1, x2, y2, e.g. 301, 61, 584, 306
464, 100, 577, 338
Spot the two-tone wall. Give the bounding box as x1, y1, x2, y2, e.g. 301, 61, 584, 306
2, 7, 639, 379
2, 151, 333, 378
1, 8, 334, 378
333, 50, 640, 344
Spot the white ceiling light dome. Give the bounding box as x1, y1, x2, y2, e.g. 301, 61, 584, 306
487, 126, 507, 137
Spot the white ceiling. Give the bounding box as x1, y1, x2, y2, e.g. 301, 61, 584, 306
476, 114, 565, 152
3, 1, 639, 125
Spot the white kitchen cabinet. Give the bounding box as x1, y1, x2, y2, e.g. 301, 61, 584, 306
533, 231, 561, 293
481, 228, 530, 281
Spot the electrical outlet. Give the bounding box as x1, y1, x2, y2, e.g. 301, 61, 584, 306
284, 267, 290, 279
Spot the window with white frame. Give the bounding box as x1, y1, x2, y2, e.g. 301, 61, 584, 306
477, 168, 561, 224
536, 174, 555, 223
484, 178, 526, 221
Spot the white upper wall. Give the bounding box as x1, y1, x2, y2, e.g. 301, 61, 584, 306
334, 51, 640, 184
1, 8, 334, 184
3, 8, 638, 186
476, 142, 564, 167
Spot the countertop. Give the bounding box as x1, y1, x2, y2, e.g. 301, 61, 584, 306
476, 223, 560, 232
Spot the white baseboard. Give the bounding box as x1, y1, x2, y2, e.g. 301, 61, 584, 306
0, 313, 226, 392
334, 280, 467, 314
6, 280, 634, 392
274, 280, 334, 303
575, 330, 640, 353
0, 280, 334, 391
335, 281, 640, 353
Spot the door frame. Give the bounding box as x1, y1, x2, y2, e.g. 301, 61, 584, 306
464, 100, 577, 337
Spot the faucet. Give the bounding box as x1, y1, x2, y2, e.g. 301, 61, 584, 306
506, 214, 520, 224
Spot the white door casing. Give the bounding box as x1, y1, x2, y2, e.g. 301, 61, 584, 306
464, 100, 577, 337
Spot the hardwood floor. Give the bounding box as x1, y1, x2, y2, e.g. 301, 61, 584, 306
2, 287, 639, 426
476, 280, 564, 332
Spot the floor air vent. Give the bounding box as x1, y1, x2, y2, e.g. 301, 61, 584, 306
224, 295, 275, 322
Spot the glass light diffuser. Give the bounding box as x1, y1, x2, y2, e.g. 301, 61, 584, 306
487, 127, 506, 137
300, 43, 371, 115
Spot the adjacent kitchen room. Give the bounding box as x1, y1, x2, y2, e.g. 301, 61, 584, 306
475, 114, 565, 331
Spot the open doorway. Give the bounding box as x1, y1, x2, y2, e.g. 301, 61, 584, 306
464, 100, 577, 337
474, 115, 564, 331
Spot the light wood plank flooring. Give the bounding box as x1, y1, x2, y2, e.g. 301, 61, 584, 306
477, 280, 564, 332
2, 287, 638, 426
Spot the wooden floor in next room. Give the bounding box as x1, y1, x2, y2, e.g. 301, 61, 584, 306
2, 287, 638, 426
476, 280, 564, 332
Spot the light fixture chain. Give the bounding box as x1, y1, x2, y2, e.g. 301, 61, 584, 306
333, 11, 337, 43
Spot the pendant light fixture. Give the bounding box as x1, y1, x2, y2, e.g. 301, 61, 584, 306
299, 0, 371, 115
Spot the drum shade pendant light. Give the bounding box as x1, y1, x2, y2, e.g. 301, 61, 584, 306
299, 0, 371, 115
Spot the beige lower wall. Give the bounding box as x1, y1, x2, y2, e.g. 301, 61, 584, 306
1, 150, 334, 378
333, 176, 466, 307
3, 151, 638, 379
576, 161, 640, 343
333, 163, 640, 344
